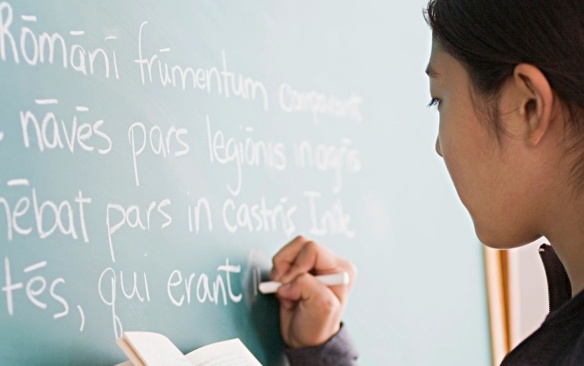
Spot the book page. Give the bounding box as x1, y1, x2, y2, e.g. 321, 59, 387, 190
114, 361, 134, 366
185, 339, 262, 366
123, 332, 192, 366
115, 337, 144, 366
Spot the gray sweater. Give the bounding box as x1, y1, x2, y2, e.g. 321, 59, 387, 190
284, 324, 359, 366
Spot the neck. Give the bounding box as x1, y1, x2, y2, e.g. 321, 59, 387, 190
544, 196, 584, 296
550, 242, 584, 297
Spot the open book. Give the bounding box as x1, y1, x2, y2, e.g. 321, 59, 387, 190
115, 332, 262, 366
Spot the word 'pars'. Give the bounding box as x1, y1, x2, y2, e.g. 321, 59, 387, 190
0, 179, 91, 242
128, 122, 189, 186
106, 199, 172, 262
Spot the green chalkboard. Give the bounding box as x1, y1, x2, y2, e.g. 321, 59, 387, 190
0, 1, 492, 365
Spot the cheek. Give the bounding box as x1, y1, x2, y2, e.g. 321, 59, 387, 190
441, 147, 472, 205
438, 111, 488, 211
438, 117, 468, 186
439, 115, 533, 248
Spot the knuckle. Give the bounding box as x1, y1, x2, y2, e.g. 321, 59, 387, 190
318, 295, 339, 313
293, 272, 309, 284
295, 234, 306, 242
305, 240, 319, 252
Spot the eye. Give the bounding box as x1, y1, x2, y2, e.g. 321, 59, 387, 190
427, 98, 440, 109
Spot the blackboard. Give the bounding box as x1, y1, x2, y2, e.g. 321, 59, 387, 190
0, 1, 492, 365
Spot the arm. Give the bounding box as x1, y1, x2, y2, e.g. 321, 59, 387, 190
284, 324, 359, 366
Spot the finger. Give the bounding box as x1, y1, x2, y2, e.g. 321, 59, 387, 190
278, 272, 347, 311
271, 236, 358, 303
277, 271, 354, 303
275, 240, 341, 284
281, 242, 346, 283
277, 273, 342, 347
271, 235, 310, 280
278, 298, 295, 311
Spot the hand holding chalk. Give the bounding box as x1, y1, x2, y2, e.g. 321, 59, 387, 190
269, 236, 357, 349
259, 272, 350, 294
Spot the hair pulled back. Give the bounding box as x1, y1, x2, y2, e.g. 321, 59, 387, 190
425, 0, 584, 182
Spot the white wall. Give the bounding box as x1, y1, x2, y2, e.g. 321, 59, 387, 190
508, 237, 549, 349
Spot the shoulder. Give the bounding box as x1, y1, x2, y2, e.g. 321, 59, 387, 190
501, 290, 584, 366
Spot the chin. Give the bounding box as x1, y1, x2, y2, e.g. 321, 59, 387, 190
473, 223, 540, 250
479, 238, 524, 250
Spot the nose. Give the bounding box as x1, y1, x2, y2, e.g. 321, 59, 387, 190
435, 136, 442, 157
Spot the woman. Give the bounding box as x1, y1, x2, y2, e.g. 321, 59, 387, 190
270, 0, 584, 365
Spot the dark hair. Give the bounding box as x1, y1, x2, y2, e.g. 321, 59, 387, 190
425, 0, 584, 184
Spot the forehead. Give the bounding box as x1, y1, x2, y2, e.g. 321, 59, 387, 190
426, 40, 468, 84
426, 40, 448, 76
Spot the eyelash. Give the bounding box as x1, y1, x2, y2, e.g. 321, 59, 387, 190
427, 98, 440, 108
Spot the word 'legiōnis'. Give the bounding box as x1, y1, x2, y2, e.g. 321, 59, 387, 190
207, 115, 286, 196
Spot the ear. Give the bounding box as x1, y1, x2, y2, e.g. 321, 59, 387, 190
510, 63, 555, 146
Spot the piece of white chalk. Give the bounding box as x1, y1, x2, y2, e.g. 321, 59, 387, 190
258, 272, 350, 294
